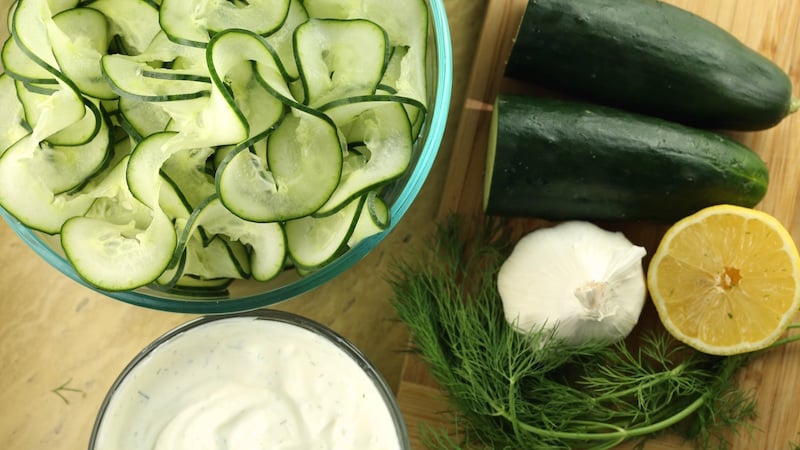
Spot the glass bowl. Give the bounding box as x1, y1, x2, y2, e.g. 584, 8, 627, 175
88, 309, 411, 449
0, 0, 453, 313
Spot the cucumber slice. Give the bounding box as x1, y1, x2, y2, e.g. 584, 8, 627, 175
379, 46, 405, 94
130, 31, 207, 70
219, 236, 252, 279
294, 18, 389, 108
380, 45, 425, 128
100, 97, 120, 116
225, 59, 283, 140
1, 36, 56, 85
155, 268, 233, 294
61, 208, 177, 291
251, 137, 267, 162
159, 86, 249, 150
41, 97, 103, 147
206, 29, 286, 142
18, 80, 58, 95
101, 54, 212, 102
158, 173, 193, 221
183, 234, 251, 281
50, 7, 116, 100
304, 0, 429, 107
264, 0, 308, 80
83, 156, 153, 230
11, 0, 63, 70
155, 238, 187, 287
84, 0, 160, 55
126, 131, 183, 209
200, 29, 297, 112
110, 32, 206, 85
118, 96, 171, 139
365, 189, 390, 229
175, 276, 234, 291
212, 143, 236, 170
14, 78, 87, 144
0, 134, 96, 233
159, 0, 291, 47
0, 74, 31, 156
315, 96, 417, 215
50, 0, 81, 13
161, 146, 217, 209
34, 106, 110, 194
60, 152, 177, 291
347, 190, 389, 247
177, 196, 286, 282
217, 106, 343, 222
285, 194, 363, 270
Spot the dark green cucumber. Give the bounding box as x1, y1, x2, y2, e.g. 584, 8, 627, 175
483, 94, 769, 222
505, 0, 797, 131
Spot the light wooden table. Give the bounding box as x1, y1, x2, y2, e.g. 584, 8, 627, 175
0, 0, 483, 449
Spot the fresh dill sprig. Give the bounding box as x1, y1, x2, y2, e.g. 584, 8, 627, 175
387, 216, 758, 450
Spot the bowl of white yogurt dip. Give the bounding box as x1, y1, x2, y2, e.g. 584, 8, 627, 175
89, 310, 409, 449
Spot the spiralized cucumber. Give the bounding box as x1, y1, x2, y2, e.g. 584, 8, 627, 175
0, 0, 430, 293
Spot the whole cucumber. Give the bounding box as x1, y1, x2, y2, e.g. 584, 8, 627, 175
505, 0, 797, 131
484, 94, 769, 221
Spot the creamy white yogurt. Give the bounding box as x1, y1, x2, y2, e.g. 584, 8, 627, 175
92, 314, 406, 450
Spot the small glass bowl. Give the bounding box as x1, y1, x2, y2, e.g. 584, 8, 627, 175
0, 0, 453, 313
89, 309, 411, 449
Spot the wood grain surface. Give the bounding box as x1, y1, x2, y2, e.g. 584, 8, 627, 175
397, 1, 800, 449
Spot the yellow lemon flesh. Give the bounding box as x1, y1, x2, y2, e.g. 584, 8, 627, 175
647, 204, 800, 355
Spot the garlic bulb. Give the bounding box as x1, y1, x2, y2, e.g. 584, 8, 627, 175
497, 221, 647, 346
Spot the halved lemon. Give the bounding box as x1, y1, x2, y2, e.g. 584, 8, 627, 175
647, 204, 800, 355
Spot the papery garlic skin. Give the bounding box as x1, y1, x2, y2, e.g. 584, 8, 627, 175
497, 221, 647, 346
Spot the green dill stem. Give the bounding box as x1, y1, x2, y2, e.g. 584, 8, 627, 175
508, 375, 522, 441
768, 333, 800, 349
765, 323, 800, 348
500, 391, 709, 442
590, 363, 687, 404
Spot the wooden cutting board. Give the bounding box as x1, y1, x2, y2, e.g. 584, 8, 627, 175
396, 1, 800, 449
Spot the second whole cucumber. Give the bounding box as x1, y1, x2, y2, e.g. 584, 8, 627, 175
483, 94, 769, 222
